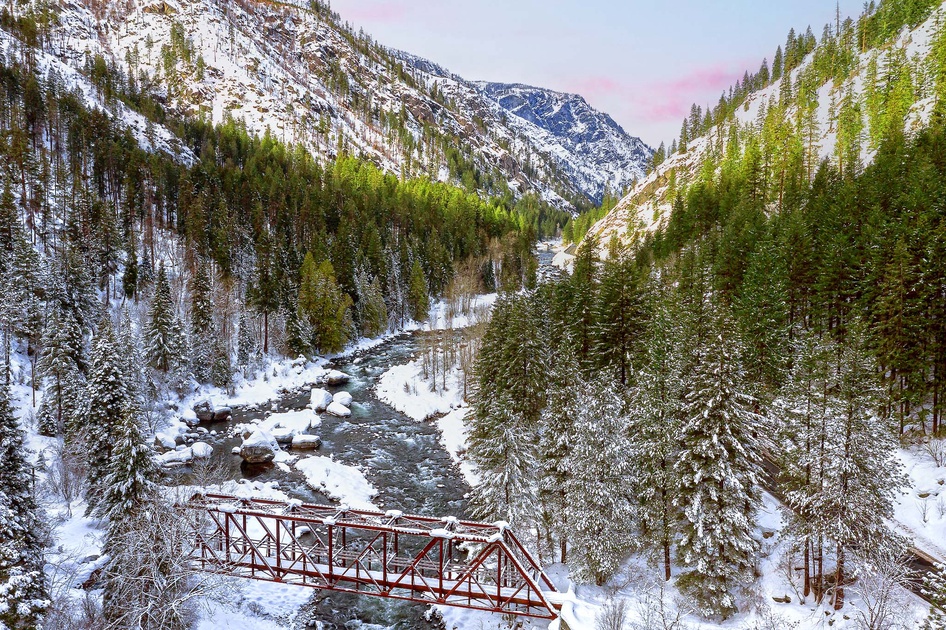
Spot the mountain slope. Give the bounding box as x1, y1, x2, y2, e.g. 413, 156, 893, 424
38, 0, 650, 209
587, 0, 946, 251
476, 82, 652, 203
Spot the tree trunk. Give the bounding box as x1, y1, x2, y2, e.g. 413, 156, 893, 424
263, 310, 269, 355
804, 537, 811, 598
833, 544, 845, 610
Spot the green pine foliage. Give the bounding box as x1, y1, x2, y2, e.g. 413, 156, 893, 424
188, 258, 217, 384
86, 317, 133, 515
146, 265, 185, 374
0, 378, 47, 628
297, 253, 353, 354
924, 563, 946, 630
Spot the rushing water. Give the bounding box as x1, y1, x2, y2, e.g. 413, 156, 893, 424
171, 245, 560, 627
170, 330, 471, 628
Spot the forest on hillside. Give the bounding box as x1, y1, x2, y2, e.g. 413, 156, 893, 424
469, 100, 946, 623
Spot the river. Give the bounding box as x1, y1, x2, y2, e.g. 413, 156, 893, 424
169, 245, 560, 627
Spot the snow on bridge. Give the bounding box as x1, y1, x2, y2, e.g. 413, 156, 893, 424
177, 493, 566, 619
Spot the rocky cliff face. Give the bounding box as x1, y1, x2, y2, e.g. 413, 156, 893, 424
476, 83, 652, 203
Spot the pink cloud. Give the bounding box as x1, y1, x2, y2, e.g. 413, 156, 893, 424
566, 63, 750, 125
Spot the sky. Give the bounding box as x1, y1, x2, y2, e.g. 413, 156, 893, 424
328, 0, 866, 147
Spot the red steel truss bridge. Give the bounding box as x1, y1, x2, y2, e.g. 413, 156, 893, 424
179, 493, 565, 619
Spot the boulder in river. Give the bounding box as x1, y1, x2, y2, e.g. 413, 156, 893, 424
193, 400, 215, 422
310, 388, 333, 412
333, 391, 353, 407
191, 442, 213, 459
325, 370, 350, 385
240, 430, 279, 464
212, 406, 232, 421
326, 401, 351, 417
291, 434, 322, 450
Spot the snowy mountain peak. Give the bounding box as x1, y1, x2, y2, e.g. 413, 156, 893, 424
474, 82, 653, 203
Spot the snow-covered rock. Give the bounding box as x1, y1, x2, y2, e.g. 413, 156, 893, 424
271, 427, 298, 445
291, 434, 322, 450
326, 401, 351, 418
332, 391, 353, 407
191, 442, 213, 459
160, 447, 193, 466
240, 430, 280, 464
324, 370, 350, 386
310, 388, 333, 412
193, 400, 215, 422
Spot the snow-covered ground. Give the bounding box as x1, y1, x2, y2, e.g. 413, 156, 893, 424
294, 455, 378, 510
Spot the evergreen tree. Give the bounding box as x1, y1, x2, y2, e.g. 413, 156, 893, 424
565, 378, 633, 585
538, 338, 581, 564
356, 269, 388, 338
86, 317, 133, 515
407, 258, 430, 321
36, 309, 84, 437
469, 294, 545, 527
593, 238, 646, 386
122, 237, 139, 301
674, 310, 764, 619
237, 311, 256, 374
630, 285, 683, 582
0, 378, 47, 628
568, 234, 599, 373
923, 563, 946, 630
297, 253, 353, 354
189, 258, 216, 384
94, 405, 157, 521
146, 264, 185, 374
824, 326, 903, 610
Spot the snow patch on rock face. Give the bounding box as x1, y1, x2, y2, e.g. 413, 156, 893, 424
475, 82, 652, 203
294, 456, 377, 510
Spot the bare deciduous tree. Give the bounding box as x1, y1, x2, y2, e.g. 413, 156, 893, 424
100, 492, 235, 630
43, 440, 87, 518
850, 548, 917, 630
596, 598, 630, 630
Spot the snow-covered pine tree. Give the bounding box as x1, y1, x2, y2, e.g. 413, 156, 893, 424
36, 309, 84, 436
86, 317, 132, 515
539, 337, 581, 563
355, 269, 388, 338
567, 234, 599, 373
674, 309, 764, 619
824, 325, 904, 610
116, 307, 145, 405
776, 333, 834, 601
94, 404, 157, 521
189, 258, 217, 384
468, 294, 545, 528
923, 563, 946, 630
210, 337, 232, 390
631, 283, 684, 582
146, 264, 185, 374
468, 393, 539, 526
0, 377, 47, 628
98, 406, 165, 626
565, 378, 634, 585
